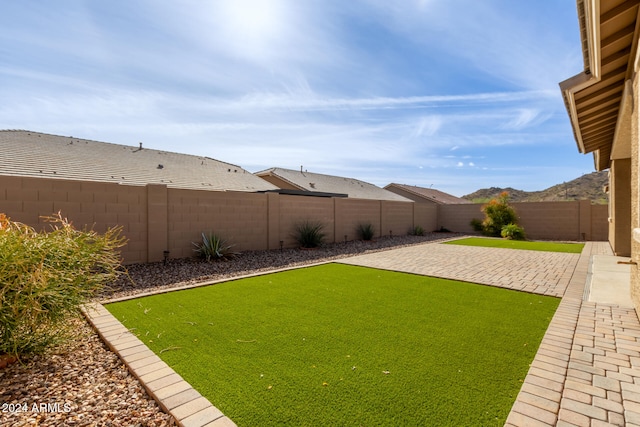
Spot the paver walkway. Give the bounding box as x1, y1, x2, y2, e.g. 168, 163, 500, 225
85, 239, 640, 426
341, 241, 640, 426
339, 241, 579, 297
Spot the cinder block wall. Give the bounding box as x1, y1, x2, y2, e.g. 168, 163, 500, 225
381, 201, 414, 237
439, 200, 608, 241
0, 175, 610, 265
0, 176, 148, 262
414, 203, 438, 232
335, 198, 381, 240
167, 189, 270, 259
277, 194, 335, 248
438, 203, 483, 233
513, 201, 581, 240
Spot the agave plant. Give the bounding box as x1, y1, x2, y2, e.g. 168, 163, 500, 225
293, 221, 325, 248
356, 222, 376, 241
193, 232, 236, 261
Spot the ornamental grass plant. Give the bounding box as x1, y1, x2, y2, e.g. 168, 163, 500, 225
0, 213, 126, 357
293, 220, 325, 248
356, 222, 376, 241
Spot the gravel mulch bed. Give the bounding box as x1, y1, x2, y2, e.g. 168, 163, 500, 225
1, 233, 457, 426
104, 233, 459, 301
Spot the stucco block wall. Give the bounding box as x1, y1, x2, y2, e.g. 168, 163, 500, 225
0, 175, 609, 265
0, 176, 148, 263
167, 189, 269, 259
438, 200, 607, 241
513, 201, 580, 240
438, 203, 483, 233
334, 198, 381, 240
414, 203, 438, 232
381, 201, 414, 237
278, 194, 335, 247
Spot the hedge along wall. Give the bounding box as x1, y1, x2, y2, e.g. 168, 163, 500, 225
0, 175, 609, 264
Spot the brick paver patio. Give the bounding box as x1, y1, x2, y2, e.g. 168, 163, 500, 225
85, 239, 640, 426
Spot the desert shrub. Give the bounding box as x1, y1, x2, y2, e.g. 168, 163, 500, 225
501, 223, 526, 240
293, 220, 325, 248
410, 225, 425, 236
470, 218, 484, 233
356, 223, 376, 241
478, 192, 520, 237
193, 232, 236, 261
0, 213, 126, 357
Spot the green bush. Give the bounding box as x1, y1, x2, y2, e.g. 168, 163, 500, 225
410, 225, 425, 236
0, 213, 126, 357
477, 192, 520, 237
193, 232, 236, 261
356, 223, 376, 241
470, 218, 484, 233
501, 223, 526, 240
293, 221, 325, 248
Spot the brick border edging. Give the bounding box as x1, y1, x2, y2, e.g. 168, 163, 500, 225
82, 303, 237, 427
505, 242, 594, 426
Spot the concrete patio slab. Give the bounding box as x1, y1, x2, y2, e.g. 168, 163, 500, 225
586, 254, 633, 307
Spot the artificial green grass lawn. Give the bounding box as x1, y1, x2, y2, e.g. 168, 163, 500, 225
445, 237, 585, 253
106, 264, 559, 426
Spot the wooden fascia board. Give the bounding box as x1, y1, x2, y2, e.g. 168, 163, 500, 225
560, 0, 601, 154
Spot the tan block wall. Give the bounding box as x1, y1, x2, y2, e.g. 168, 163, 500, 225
438, 203, 483, 233
0, 175, 609, 266
381, 201, 414, 237
438, 200, 607, 241
414, 203, 438, 232
590, 204, 610, 241
513, 201, 580, 240
278, 194, 335, 247
0, 176, 148, 263
334, 198, 381, 240
167, 189, 269, 258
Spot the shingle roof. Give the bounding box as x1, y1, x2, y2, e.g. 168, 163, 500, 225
0, 130, 278, 192
384, 183, 471, 205
255, 167, 412, 202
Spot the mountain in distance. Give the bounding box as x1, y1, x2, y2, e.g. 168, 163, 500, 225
462, 171, 608, 204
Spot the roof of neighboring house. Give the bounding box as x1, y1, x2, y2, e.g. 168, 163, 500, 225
560, 0, 639, 171
255, 167, 412, 202
0, 130, 279, 192
384, 183, 471, 205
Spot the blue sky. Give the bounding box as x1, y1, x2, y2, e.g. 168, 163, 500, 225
1, 1, 593, 196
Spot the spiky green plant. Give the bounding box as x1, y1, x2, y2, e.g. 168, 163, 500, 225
193, 232, 236, 261
293, 221, 325, 248
356, 222, 376, 241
